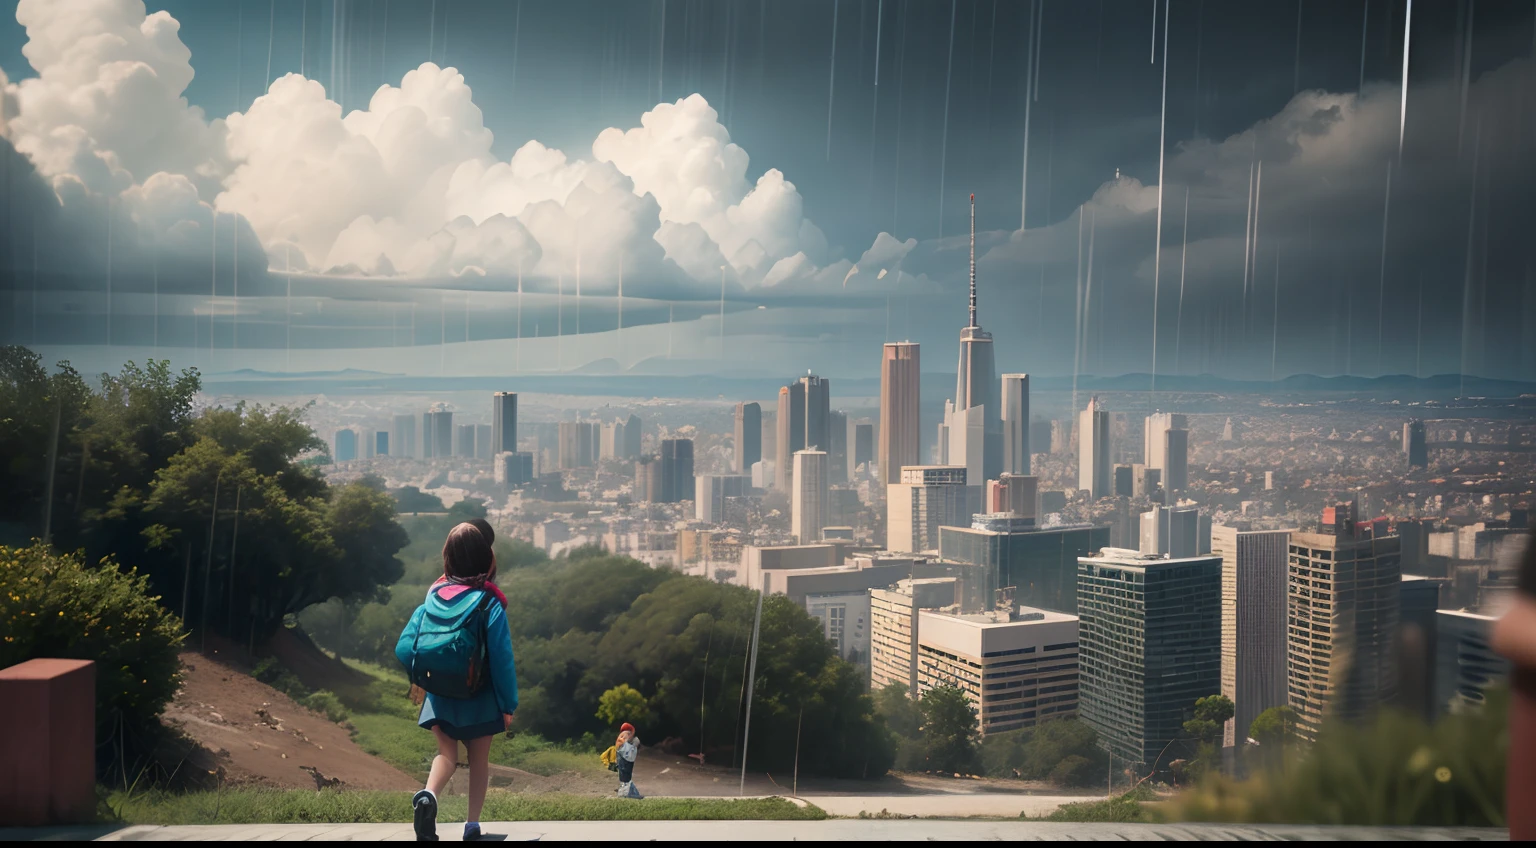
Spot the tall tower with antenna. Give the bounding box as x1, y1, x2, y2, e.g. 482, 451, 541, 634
942, 193, 1002, 495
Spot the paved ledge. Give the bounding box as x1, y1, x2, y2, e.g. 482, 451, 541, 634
1, 821, 1509, 841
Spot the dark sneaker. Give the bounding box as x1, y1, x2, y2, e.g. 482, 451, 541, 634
412, 789, 438, 841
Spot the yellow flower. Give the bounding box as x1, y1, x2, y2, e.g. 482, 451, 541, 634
1435, 766, 1452, 783
1406, 747, 1433, 775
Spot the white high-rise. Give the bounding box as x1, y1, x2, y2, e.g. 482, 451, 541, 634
886, 465, 970, 553
1144, 412, 1189, 494
1077, 397, 1112, 498
791, 450, 829, 544
1001, 373, 1030, 475
944, 194, 1002, 488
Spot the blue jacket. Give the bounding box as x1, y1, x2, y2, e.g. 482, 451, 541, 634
396, 584, 519, 731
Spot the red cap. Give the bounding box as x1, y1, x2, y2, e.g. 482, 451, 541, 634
970, 193, 975, 201
620, 722, 635, 733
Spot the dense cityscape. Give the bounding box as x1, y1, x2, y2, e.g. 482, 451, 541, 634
300, 200, 1534, 773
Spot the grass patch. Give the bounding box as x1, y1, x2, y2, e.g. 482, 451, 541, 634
106, 789, 824, 825
1028, 787, 1153, 823
347, 707, 603, 780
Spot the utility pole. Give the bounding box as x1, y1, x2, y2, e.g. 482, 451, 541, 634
738, 587, 764, 796
228, 487, 242, 641
792, 705, 803, 798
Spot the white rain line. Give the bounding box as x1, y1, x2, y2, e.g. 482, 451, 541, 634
1242, 153, 1254, 301
1151, 0, 1169, 394
827, 0, 839, 161
1358, 0, 1368, 93
937, 0, 957, 238
266, 0, 275, 89
1021, 0, 1036, 231
1399, 0, 1412, 158
1457, 0, 1474, 156
1375, 160, 1393, 371
1271, 246, 1281, 381
1175, 186, 1189, 375
1293, 0, 1303, 95
1250, 160, 1264, 330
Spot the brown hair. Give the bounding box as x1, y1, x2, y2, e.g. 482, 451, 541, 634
443, 522, 495, 587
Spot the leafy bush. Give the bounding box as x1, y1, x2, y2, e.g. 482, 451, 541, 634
0, 543, 184, 772
1049, 754, 1097, 788
300, 690, 351, 724
979, 718, 1107, 782
1036, 786, 1154, 822
596, 683, 651, 727
1165, 691, 1509, 827
917, 685, 980, 774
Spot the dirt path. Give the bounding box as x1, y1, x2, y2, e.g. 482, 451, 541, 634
163, 652, 417, 792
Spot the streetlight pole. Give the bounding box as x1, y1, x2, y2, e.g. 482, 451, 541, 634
738, 587, 764, 796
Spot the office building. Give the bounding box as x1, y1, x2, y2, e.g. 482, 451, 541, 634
940, 520, 1109, 614
558, 421, 597, 469
490, 392, 518, 456
946, 194, 1003, 486
750, 459, 774, 490
1400, 574, 1445, 721
1212, 526, 1291, 748
475, 424, 492, 460
828, 410, 849, 485
1077, 549, 1223, 769
1114, 464, 1135, 498
1143, 412, 1186, 479
792, 450, 829, 544
806, 590, 871, 668
987, 474, 1039, 522
871, 578, 959, 696
334, 428, 357, 462
734, 402, 762, 473
1435, 608, 1511, 715
600, 422, 619, 461
880, 342, 922, 482
1140, 506, 1203, 558
1133, 465, 1162, 499
1077, 396, 1112, 498
917, 607, 1080, 736
1163, 429, 1189, 493
801, 374, 830, 449
695, 475, 751, 524
392, 414, 417, 459
853, 421, 874, 476
657, 438, 695, 503
634, 457, 660, 502
622, 413, 642, 459
423, 405, 453, 458
374, 431, 389, 457
1287, 504, 1402, 743
494, 451, 534, 487
1001, 373, 1031, 475
887, 465, 970, 554
775, 384, 801, 490
1050, 419, 1074, 454
1404, 419, 1428, 468
453, 424, 476, 458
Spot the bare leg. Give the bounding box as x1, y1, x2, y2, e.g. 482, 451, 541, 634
466, 735, 493, 823
426, 727, 460, 797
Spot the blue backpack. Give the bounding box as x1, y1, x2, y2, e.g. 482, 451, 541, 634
400, 587, 495, 700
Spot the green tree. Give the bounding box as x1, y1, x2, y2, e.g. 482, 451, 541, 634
596, 683, 651, 727
393, 486, 445, 514
1248, 704, 1298, 747
918, 685, 979, 774
1182, 694, 1235, 746
0, 543, 184, 778
874, 682, 922, 739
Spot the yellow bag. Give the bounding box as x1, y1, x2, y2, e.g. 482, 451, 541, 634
600, 745, 618, 771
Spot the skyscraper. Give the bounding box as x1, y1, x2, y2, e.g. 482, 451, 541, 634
455, 424, 477, 458
827, 410, 849, 485
1143, 413, 1187, 477
1163, 428, 1190, 493
1287, 504, 1402, 743
939, 518, 1109, 614
622, 413, 642, 459
801, 374, 830, 452
423, 406, 453, 458
853, 421, 874, 476
634, 456, 659, 502
475, 424, 492, 460
734, 401, 762, 473
695, 475, 752, 523
1001, 373, 1030, 475
659, 438, 695, 503
792, 450, 829, 544
1140, 505, 1202, 558
334, 428, 358, 462
1078, 548, 1223, 769
491, 392, 518, 456
392, 414, 417, 459
557, 422, 582, 469
886, 465, 970, 554
945, 194, 1004, 486
1077, 397, 1112, 498
775, 383, 803, 491
1404, 419, 1428, 468
879, 342, 921, 482
1212, 525, 1291, 748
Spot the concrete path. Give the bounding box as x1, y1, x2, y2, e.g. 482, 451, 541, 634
3, 821, 1509, 841
797, 793, 1099, 818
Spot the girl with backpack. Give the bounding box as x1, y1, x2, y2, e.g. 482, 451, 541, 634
396, 522, 518, 842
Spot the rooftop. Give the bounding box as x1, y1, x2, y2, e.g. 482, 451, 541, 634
922, 606, 1078, 628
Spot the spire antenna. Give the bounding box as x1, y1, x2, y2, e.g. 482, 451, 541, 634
969, 192, 977, 328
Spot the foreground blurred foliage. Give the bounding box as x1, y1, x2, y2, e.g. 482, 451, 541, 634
1166, 690, 1508, 827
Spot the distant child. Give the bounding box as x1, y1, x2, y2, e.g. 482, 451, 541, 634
397, 522, 519, 841
615, 722, 642, 799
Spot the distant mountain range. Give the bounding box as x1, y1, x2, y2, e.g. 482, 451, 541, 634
202, 367, 1536, 403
